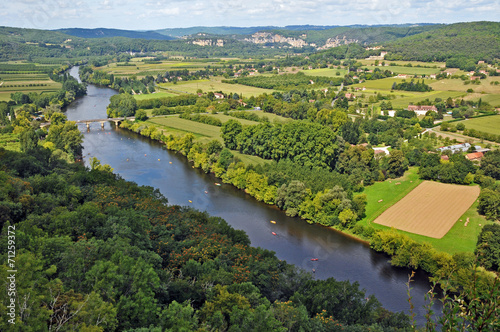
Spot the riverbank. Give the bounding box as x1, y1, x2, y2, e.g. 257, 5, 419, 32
117, 118, 498, 309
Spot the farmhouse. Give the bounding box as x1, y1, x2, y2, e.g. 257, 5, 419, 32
407, 105, 437, 116
466, 152, 484, 161
214, 93, 225, 99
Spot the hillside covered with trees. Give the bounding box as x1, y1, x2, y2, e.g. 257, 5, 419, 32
0, 143, 412, 331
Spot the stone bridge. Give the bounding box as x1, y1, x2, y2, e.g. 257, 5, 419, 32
40, 117, 135, 129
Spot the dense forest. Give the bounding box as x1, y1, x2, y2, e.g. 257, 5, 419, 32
384, 22, 500, 68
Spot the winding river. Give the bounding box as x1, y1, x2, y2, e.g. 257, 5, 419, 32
66, 66, 441, 326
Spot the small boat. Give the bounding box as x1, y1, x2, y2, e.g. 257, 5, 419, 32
188, 200, 192, 203
204, 191, 208, 194
271, 232, 277, 236
311, 258, 319, 261
144, 154, 147, 157
169, 161, 172, 164
270, 220, 276, 224
158, 159, 160, 161
215, 183, 221, 186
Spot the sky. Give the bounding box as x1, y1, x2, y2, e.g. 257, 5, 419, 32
1, 0, 499, 31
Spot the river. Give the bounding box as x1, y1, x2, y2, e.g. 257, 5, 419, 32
66, 66, 441, 326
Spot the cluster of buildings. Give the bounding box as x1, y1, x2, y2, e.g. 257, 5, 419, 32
437, 143, 490, 161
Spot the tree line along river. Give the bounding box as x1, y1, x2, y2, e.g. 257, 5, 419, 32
65, 66, 441, 326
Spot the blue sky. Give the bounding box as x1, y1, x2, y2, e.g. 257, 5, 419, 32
1, 0, 499, 30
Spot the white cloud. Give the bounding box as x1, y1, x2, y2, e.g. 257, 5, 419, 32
3, 0, 500, 29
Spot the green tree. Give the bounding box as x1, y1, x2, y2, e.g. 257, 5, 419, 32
476, 224, 500, 271
386, 149, 408, 178
107, 93, 138, 117
477, 189, 500, 220
481, 150, 500, 180
19, 128, 38, 153
221, 119, 242, 150
135, 109, 148, 121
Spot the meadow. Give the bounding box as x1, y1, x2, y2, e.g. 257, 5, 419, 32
362, 65, 441, 76
133, 91, 179, 100
158, 77, 273, 96
358, 60, 446, 68
97, 60, 218, 77
456, 115, 500, 136
300, 68, 348, 77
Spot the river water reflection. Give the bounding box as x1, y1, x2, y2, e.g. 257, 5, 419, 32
66, 67, 440, 326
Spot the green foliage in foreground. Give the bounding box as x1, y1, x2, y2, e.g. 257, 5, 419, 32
0, 147, 412, 331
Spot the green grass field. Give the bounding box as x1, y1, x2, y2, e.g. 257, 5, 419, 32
133, 91, 179, 100
389, 91, 466, 108
357, 167, 490, 254
352, 78, 406, 90
456, 115, 500, 136
362, 65, 441, 76
430, 76, 500, 94
158, 78, 273, 96
300, 68, 348, 77
208, 113, 261, 126
251, 110, 293, 123
148, 116, 222, 142
97, 60, 218, 77
358, 60, 446, 68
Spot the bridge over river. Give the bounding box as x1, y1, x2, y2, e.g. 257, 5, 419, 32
41, 117, 135, 129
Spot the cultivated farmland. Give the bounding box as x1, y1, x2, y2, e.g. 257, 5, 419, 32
373, 181, 480, 238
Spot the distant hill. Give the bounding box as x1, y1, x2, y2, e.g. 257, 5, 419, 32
155, 26, 279, 38
57, 28, 175, 40
384, 21, 500, 66
260, 24, 441, 46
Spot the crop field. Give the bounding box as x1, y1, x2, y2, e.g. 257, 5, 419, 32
373, 181, 480, 239
300, 68, 348, 77
0, 133, 20, 151
0, 67, 62, 102
456, 115, 500, 136
158, 78, 273, 96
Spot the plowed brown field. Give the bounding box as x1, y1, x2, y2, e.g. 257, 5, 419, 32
373, 181, 480, 238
